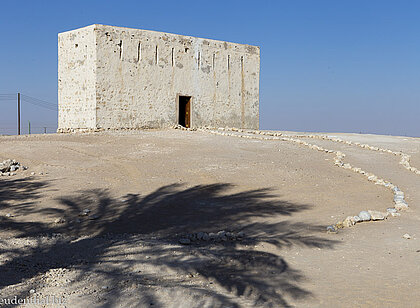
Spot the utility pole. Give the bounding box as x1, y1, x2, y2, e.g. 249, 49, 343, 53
17, 93, 21, 135
44, 127, 47, 134
28, 121, 31, 135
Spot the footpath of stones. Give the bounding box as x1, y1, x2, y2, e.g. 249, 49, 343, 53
174, 125, 418, 232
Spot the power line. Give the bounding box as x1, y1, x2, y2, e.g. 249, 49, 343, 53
0, 93, 58, 111
0, 127, 57, 129
21, 94, 57, 107
21, 100, 58, 111
0, 93, 57, 110
20, 93, 58, 111
0, 94, 16, 101
0, 92, 58, 135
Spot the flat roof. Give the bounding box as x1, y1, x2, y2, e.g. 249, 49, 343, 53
58, 24, 260, 51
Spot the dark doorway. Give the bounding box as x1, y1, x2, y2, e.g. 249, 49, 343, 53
178, 96, 191, 128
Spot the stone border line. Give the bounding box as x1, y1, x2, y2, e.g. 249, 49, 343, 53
173, 125, 410, 231
289, 134, 420, 176
199, 126, 420, 176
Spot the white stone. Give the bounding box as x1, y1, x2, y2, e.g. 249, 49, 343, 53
395, 201, 409, 211
367, 175, 377, 181
358, 211, 371, 221
394, 195, 404, 202
343, 216, 356, 227
196, 232, 204, 240
54, 217, 66, 224
179, 238, 191, 245
367, 210, 387, 220
403, 233, 411, 239
326, 225, 337, 233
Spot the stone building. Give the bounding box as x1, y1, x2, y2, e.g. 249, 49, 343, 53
58, 24, 260, 131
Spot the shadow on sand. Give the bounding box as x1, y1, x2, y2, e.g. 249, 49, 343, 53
0, 178, 337, 307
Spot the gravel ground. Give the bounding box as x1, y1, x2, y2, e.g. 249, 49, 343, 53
0, 129, 419, 307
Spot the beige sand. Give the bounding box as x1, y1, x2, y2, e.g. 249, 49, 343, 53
0, 129, 419, 307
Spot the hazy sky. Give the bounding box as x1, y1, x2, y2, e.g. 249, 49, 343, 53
1, 0, 419, 136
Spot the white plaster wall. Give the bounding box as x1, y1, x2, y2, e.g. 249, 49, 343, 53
58, 24, 260, 130
58, 25, 96, 130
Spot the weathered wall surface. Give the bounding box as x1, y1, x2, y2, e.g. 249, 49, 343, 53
58, 24, 260, 130
58, 25, 96, 130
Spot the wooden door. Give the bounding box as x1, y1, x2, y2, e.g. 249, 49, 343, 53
185, 98, 191, 128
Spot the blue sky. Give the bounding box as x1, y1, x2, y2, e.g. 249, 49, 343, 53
1, 0, 419, 136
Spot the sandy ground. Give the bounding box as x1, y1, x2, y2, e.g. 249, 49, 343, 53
0, 129, 419, 307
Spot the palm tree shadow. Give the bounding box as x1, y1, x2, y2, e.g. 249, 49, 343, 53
0, 181, 338, 307
57, 183, 313, 237
0, 177, 49, 208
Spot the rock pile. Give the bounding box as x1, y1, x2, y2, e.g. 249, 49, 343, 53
0, 159, 27, 176
173, 124, 197, 131
178, 231, 245, 245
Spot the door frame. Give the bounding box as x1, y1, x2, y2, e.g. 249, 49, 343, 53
176, 94, 193, 127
